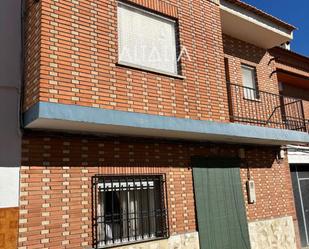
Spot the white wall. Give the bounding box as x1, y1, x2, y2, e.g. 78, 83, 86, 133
0, 167, 20, 208
288, 145, 309, 164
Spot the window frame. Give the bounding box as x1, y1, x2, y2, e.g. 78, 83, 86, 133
241, 64, 260, 101
117, 2, 182, 78
92, 174, 169, 249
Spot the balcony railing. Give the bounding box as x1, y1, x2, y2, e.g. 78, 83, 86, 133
227, 82, 308, 132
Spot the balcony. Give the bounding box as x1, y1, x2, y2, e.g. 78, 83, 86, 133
227, 82, 308, 132
220, 0, 294, 49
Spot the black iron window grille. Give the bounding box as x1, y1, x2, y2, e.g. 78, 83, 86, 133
92, 175, 169, 248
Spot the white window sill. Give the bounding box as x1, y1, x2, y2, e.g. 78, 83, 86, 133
117, 61, 185, 80
98, 235, 166, 248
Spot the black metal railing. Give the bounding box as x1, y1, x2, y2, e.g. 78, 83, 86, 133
92, 175, 169, 249
306, 120, 309, 132
227, 82, 307, 132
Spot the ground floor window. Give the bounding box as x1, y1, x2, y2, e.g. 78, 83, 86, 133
92, 175, 169, 248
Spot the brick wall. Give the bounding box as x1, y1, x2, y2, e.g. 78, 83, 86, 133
23, 0, 229, 122
18, 132, 298, 248
239, 148, 296, 221
270, 47, 309, 79
24, 0, 41, 112
281, 84, 309, 120
269, 47, 309, 122
270, 48, 309, 123
222, 35, 307, 130
223, 34, 279, 94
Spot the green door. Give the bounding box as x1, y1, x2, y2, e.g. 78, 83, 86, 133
192, 157, 251, 249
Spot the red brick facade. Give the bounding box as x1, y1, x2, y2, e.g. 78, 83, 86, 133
269, 47, 309, 121
223, 34, 279, 95
24, 0, 41, 111
23, 0, 229, 123
18, 132, 299, 248
281, 84, 309, 120
223, 35, 308, 131
20, 0, 309, 249
23, 0, 308, 127
223, 35, 286, 129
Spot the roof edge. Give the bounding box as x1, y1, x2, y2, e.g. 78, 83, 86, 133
270, 46, 309, 63
222, 0, 296, 31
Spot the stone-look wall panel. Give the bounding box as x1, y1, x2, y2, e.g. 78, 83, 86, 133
248, 216, 297, 249
0, 207, 19, 249
92, 232, 200, 249
167, 232, 199, 249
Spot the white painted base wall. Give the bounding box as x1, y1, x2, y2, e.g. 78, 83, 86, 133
0, 166, 20, 208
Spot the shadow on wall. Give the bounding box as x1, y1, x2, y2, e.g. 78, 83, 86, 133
223, 34, 266, 65
21, 131, 279, 169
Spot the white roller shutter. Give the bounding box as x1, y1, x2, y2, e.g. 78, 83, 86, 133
241, 65, 258, 99
118, 3, 178, 74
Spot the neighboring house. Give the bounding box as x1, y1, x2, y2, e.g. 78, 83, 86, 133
269, 47, 309, 248
1, 0, 309, 249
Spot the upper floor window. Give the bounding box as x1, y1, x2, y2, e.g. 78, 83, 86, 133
241, 64, 259, 100
118, 2, 179, 75
92, 175, 169, 248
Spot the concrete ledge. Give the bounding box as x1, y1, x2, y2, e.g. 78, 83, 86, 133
24, 102, 309, 145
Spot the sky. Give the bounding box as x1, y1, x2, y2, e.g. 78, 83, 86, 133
241, 0, 309, 57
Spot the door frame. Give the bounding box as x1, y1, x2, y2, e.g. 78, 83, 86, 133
291, 164, 309, 247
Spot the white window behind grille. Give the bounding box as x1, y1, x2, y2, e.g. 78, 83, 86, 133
118, 3, 178, 74
97, 179, 159, 247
